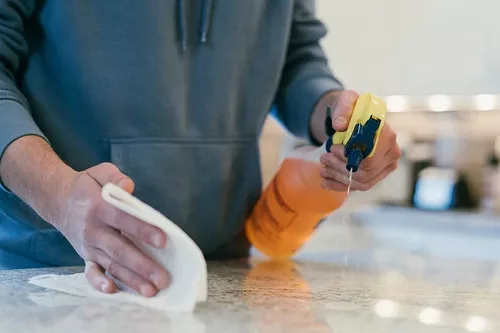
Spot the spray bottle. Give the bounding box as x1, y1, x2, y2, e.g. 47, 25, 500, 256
245, 93, 387, 259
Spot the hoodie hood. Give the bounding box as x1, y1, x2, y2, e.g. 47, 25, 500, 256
177, 0, 213, 51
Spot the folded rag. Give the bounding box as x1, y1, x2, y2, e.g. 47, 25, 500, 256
29, 183, 208, 312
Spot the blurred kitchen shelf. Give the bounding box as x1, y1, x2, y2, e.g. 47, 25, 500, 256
386, 109, 500, 140
385, 94, 500, 113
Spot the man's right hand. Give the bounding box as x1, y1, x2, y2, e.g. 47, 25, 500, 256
55, 163, 170, 297
0, 136, 169, 297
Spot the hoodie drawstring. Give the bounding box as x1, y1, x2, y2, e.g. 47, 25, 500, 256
199, 0, 212, 43
176, 0, 213, 51
177, 0, 187, 51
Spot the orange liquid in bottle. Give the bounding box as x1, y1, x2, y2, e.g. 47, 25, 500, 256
245, 155, 347, 259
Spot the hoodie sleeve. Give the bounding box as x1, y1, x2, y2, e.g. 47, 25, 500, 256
273, 0, 343, 142
0, 0, 48, 163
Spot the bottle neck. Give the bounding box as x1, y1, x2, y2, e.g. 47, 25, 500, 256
287, 142, 328, 164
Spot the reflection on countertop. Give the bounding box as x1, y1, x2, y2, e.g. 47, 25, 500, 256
1, 207, 500, 333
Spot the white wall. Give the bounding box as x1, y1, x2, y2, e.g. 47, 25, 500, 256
316, 0, 500, 95
260, 1, 500, 200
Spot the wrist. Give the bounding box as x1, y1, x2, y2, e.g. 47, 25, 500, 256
35, 153, 78, 226
0, 135, 77, 224
50, 165, 79, 227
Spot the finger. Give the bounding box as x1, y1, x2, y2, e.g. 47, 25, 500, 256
95, 199, 167, 249
320, 148, 350, 176
360, 142, 401, 172
322, 142, 396, 184
351, 162, 398, 192
95, 227, 170, 290
360, 125, 397, 171
352, 148, 397, 183
320, 166, 351, 186
323, 153, 398, 189
320, 166, 368, 192
90, 247, 158, 297
321, 160, 382, 188
331, 90, 359, 132
84, 260, 116, 293
323, 144, 347, 163
321, 179, 348, 192
86, 162, 135, 193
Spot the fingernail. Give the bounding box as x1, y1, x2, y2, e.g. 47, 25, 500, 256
140, 284, 155, 297
334, 117, 347, 125
151, 272, 168, 289
100, 280, 109, 292
117, 178, 129, 187
150, 233, 164, 248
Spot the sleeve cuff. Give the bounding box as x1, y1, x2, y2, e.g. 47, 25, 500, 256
283, 75, 343, 143
0, 99, 49, 193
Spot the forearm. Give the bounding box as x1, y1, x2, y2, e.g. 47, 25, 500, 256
309, 90, 342, 143
0, 136, 77, 223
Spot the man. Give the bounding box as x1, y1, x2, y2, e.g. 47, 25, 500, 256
0, 1, 400, 297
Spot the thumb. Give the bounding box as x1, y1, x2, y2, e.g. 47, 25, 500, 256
331, 90, 359, 132
86, 162, 135, 193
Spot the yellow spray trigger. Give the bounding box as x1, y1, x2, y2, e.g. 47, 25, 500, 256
328, 93, 387, 171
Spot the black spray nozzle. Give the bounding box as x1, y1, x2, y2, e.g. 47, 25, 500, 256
343, 116, 381, 172
346, 149, 363, 172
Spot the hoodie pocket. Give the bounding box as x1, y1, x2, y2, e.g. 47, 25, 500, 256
108, 137, 262, 255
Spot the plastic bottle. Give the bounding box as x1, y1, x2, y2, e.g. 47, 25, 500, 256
246, 93, 387, 260
245, 142, 347, 260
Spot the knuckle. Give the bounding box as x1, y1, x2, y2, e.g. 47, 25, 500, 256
136, 225, 152, 242
110, 209, 125, 228
107, 262, 120, 276
88, 198, 104, 219
125, 277, 142, 291
387, 130, 397, 143
100, 163, 128, 184
362, 159, 376, 170
135, 261, 155, 279
359, 183, 372, 192
73, 171, 87, 186
394, 146, 403, 159
334, 183, 348, 192
319, 167, 327, 178
341, 90, 359, 105
355, 171, 369, 183
100, 162, 119, 173
81, 225, 95, 243
80, 246, 94, 261
323, 168, 334, 179
334, 150, 347, 161
108, 243, 123, 261
115, 212, 144, 237
324, 157, 338, 170
332, 145, 344, 153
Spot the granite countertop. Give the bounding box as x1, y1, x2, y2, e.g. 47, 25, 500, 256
1, 208, 500, 333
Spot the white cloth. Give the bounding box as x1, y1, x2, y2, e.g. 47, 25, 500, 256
29, 183, 208, 312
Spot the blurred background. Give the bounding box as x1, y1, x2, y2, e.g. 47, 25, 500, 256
256, 6, 500, 328
260, 0, 500, 215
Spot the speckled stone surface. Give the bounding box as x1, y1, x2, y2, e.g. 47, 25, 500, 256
1, 208, 500, 333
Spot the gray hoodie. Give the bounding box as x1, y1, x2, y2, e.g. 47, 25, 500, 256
0, 0, 342, 268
